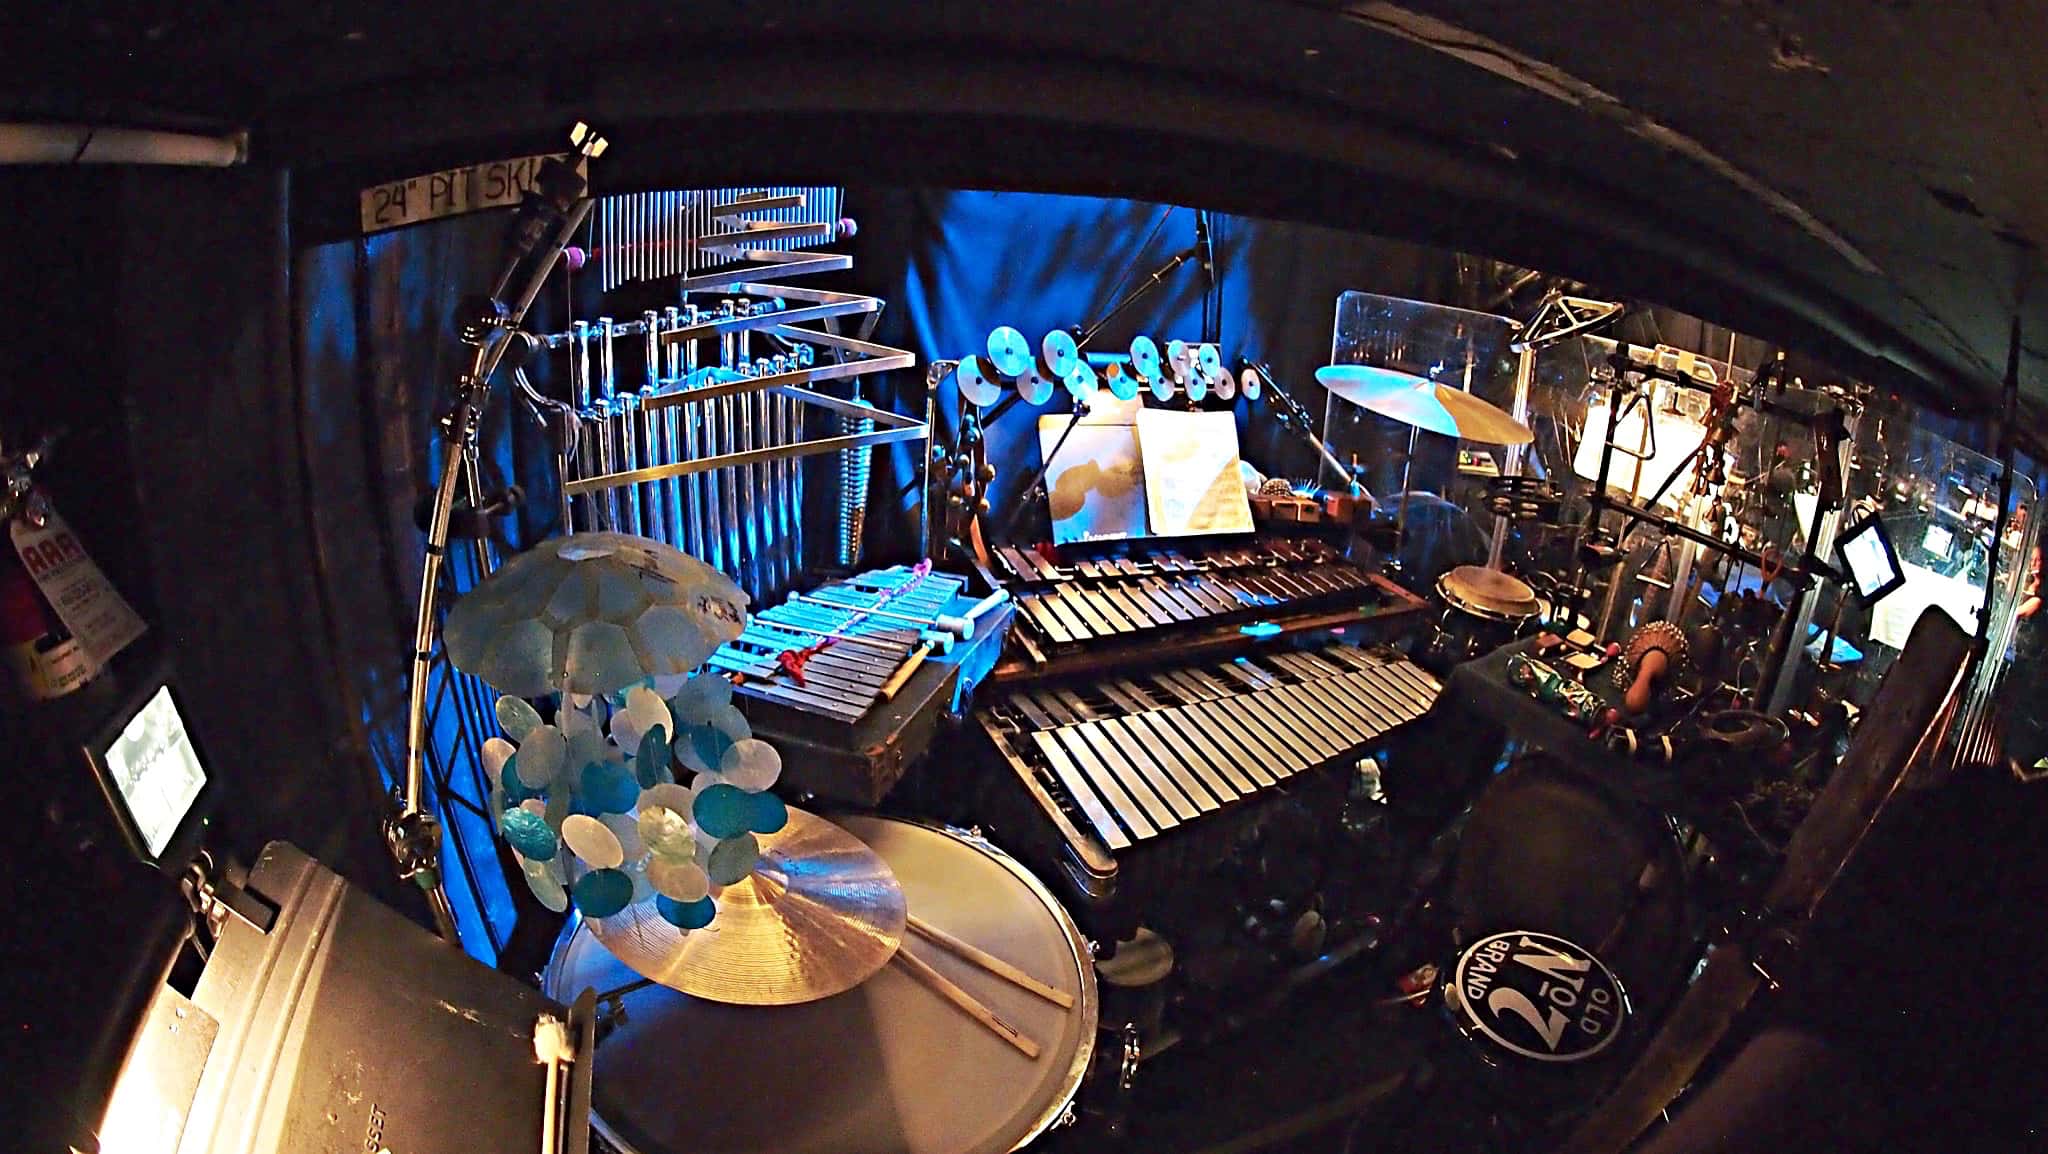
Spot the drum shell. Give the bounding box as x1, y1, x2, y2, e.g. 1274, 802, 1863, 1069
1422, 570, 1542, 673
1426, 762, 1690, 1122
1446, 758, 1691, 1029
545, 816, 1098, 1154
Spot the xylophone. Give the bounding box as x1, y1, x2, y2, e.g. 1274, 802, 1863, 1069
973, 639, 1440, 911
992, 539, 1384, 658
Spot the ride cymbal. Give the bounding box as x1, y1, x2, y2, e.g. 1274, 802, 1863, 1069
1315, 364, 1534, 445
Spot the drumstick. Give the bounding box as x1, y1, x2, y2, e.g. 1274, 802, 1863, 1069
878, 639, 935, 701
892, 948, 1042, 1059
907, 915, 1075, 1009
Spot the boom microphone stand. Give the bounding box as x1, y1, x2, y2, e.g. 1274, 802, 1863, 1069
392, 125, 605, 943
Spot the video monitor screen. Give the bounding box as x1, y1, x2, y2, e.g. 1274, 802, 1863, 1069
102, 686, 208, 860
1922, 523, 1955, 560
1838, 514, 1907, 604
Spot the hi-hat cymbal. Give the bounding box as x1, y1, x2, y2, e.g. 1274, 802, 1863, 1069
586, 808, 906, 1005
1315, 364, 1534, 445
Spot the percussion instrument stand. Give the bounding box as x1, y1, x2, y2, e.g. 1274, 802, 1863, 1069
1486, 344, 1535, 571
1489, 294, 1623, 571
397, 130, 602, 944
1247, 361, 1366, 497
1395, 423, 1419, 565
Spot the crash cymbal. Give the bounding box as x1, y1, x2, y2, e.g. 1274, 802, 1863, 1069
1314, 364, 1534, 445
586, 807, 906, 1005
1439, 564, 1541, 619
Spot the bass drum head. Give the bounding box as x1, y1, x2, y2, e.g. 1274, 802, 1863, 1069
547, 816, 1097, 1154
1448, 757, 1689, 1021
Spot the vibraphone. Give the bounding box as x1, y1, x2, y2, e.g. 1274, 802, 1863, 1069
992, 539, 1383, 657
974, 640, 1441, 907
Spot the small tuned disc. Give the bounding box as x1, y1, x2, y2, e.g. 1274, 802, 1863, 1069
1130, 335, 1162, 382
1184, 367, 1209, 403
1015, 363, 1054, 404
1203, 358, 1232, 399
986, 326, 1033, 377
1166, 339, 1193, 376
1105, 363, 1139, 401
1195, 343, 1224, 377
955, 355, 1003, 407
1148, 371, 1176, 403
1239, 366, 1264, 401
1041, 330, 1081, 379
1064, 361, 1100, 400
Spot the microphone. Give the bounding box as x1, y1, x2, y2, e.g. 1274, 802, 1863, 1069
501, 155, 588, 267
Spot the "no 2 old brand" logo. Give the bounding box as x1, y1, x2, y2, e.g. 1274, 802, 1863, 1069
1449, 930, 1627, 1063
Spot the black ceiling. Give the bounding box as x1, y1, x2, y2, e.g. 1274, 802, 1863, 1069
5, 2, 2043, 442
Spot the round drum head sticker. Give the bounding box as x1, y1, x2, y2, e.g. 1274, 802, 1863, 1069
1450, 931, 1627, 1063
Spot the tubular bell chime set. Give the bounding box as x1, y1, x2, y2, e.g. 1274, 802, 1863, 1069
537, 188, 926, 602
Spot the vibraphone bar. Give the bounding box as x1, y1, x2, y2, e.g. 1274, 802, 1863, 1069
979, 642, 1439, 854
707, 566, 969, 728
993, 539, 1379, 650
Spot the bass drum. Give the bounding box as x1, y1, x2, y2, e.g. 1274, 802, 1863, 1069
1447, 756, 1691, 1025
545, 815, 1098, 1154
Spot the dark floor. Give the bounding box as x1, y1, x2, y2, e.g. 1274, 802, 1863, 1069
1035, 964, 1434, 1154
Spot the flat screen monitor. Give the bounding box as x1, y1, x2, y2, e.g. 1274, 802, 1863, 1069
1837, 512, 1907, 605
1922, 523, 1955, 560
85, 680, 211, 869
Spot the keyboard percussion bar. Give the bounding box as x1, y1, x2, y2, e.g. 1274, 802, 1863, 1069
1061, 727, 1178, 833
1083, 723, 1196, 822
639, 310, 668, 544
1031, 730, 1140, 848
1108, 715, 1220, 811
594, 317, 619, 530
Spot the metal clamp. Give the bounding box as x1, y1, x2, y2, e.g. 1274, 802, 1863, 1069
1118, 1023, 1143, 1092
181, 852, 277, 937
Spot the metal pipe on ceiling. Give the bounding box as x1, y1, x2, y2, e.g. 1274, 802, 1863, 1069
0, 123, 247, 166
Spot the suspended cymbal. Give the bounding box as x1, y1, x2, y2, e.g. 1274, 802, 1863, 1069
1315, 364, 1534, 445
586, 808, 906, 1005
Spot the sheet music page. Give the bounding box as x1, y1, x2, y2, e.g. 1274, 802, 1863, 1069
1135, 408, 1254, 536
1038, 408, 1148, 544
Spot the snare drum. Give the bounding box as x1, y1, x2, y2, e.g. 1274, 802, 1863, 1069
545, 815, 1099, 1154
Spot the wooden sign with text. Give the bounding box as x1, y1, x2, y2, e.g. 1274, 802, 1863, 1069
359, 153, 570, 234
